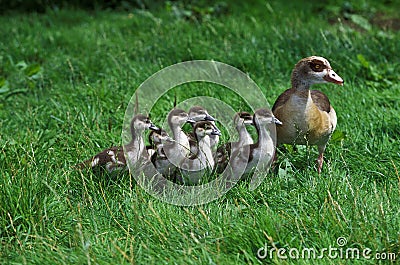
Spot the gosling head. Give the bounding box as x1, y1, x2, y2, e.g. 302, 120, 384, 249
188, 106, 216, 123
149, 129, 173, 146
193, 121, 221, 141
131, 114, 158, 134
168, 108, 195, 127
253, 109, 282, 127
234, 111, 254, 127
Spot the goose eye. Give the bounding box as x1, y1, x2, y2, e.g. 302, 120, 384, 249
310, 61, 324, 72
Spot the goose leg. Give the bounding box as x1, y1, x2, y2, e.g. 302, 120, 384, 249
317, 153, 324, 174
317, 145, 326, 174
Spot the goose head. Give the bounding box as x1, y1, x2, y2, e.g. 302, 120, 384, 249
291, 56, 344, 89
193, 121, 221, 141
130, 114, 159, 135
253, 109, 282, 127
188, 106, 216, 123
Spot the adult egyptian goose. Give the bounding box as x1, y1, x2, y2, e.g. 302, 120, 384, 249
76, 114, 159, 173
214, 111, 254, 174
178, 121, 221, 185
243, 108, 282, 174
272, 56, 344, 173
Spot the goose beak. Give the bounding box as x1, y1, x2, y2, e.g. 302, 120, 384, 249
149, 123, 159, 131
323, 69, 344, 86
204, 114, 216, 121
273, 117, 282, 125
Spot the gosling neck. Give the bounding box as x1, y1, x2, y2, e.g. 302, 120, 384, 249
197, 135, 214, 168
237, 124, 253, 145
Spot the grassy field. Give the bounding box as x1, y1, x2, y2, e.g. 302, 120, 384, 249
1, 0, 400, 264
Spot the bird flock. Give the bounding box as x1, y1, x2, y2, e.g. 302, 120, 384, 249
77, 56, 343, 183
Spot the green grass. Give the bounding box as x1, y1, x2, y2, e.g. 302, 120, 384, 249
1, 0, 400, 264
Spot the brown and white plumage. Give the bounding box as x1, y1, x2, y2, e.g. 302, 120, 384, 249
214, 109, 280, 178
146, 128, 172, 158
148, 128, 176, 179
166, 108, 194, 157
76, 114, 158, 173
272, 56, 344, 173
155, 109, 194, 179
233, 111, 254, 146
244, 109, 281, 174
178, 121, 221, 185
187, 106, 219, 155
214, 111, 254, 174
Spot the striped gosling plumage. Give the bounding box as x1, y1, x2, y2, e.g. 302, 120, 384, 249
76, 114, 158, 173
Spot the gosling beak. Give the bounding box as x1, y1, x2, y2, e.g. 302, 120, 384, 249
204, 114, 216, 122
211, 129, 222, 136
273, 117, 282, 125
323, 69, 344, 86
186, 117, 196, 124
149, 123, 159, 131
